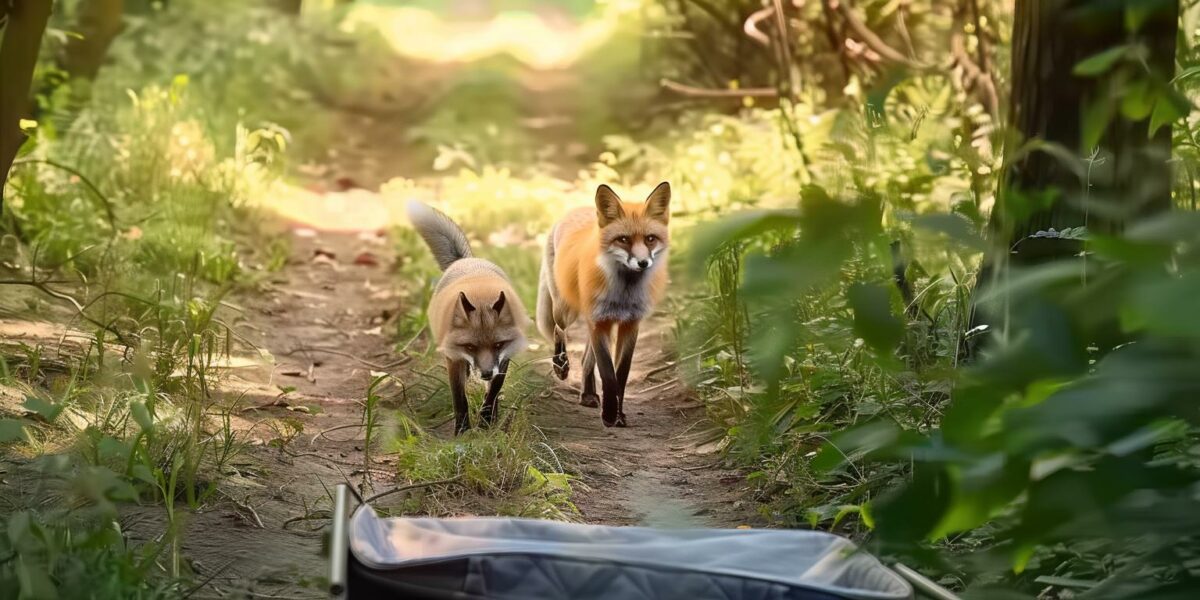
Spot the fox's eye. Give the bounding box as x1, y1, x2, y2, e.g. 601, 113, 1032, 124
463, 344, 477, 352
616, 236, 631, 244
645, 235, 657, 244
494, 342, 505, 351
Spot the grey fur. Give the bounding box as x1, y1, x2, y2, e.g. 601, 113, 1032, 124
436, 258, 509, 296
407, 201, 473, 271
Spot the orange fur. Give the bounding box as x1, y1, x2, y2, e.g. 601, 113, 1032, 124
552, 202, 669, 319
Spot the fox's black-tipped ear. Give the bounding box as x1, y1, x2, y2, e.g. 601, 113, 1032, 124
459, 292, 476, 315
644, 181, 671, 224
492, 291, 506, 313
595, 184, 625, 227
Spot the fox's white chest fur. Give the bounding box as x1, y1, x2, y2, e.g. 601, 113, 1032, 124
592, 255, 660, 323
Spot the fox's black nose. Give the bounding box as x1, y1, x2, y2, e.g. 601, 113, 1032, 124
480, 370, 494, 381
637, 259, 650, 268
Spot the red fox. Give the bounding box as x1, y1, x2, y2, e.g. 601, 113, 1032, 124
536, 182, 671, 427
407, 201, 530, 434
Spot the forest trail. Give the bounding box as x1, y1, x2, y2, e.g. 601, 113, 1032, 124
125, 17, 757, 593
183, 197, 757, 596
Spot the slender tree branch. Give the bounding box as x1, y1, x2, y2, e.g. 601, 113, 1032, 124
743, 6, 773, 47
361, 475, 462, 505
832, 0, 928, 69
660, 78, 779, 98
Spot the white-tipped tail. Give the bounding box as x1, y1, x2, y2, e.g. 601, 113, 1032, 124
406, 200, 472, 271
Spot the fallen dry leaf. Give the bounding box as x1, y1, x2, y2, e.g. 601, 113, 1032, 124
353, 252, 380, 266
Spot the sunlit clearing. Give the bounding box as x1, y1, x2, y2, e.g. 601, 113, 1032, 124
341, 3, 636, 70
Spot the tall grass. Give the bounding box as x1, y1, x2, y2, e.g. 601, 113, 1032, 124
1, 37, 290, 600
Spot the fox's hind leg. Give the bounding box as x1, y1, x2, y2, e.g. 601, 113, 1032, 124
579, 344, 599, 408
551, 325, 570, 380
537, 230, 573, 380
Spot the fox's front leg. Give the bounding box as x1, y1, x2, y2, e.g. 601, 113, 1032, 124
480, 358, 510, 427
579, 344, 599, 408
447, 357, 471, 435
613, 321, 639, 425
589, 321, 624, 427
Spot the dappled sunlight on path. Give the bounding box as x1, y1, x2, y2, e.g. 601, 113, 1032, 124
341, 3, 637, 70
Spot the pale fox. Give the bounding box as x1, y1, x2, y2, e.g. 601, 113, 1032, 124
407, 201, 530, 434
536, 182, 671, 427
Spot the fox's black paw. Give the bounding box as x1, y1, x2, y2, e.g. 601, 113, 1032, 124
579, 393, 600, 408
552, 352, 569, 380
602, 412, 627, 428
454, 417, 471, 435
479, 406, 497, 428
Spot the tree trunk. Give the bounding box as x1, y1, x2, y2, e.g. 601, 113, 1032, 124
0, 0, 54, 216
966, 0, 1178, 355
999, 0, 1175, 248
62, 0, 125, 81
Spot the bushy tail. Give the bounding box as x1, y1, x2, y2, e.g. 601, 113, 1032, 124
535, 224, 559, 342
406, 201, 472, 271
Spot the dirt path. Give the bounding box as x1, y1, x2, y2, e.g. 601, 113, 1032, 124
533, 317, 755, 528
129, 229, 402, 599
163, 34, 757, 595
167, 197, 758, 596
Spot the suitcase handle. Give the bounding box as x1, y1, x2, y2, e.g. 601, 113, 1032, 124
329, 484, 352, 598
892, 563, 961, 600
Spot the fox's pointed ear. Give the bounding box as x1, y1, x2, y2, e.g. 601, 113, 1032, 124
644, 181, 671, 224
458, 292, 476, 315
492, 291, 506, 313
595, 184, 625, 227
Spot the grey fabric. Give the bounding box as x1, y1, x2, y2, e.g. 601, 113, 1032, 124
349, 506, 912, 600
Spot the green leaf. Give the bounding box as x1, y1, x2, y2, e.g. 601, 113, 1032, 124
1080, 96, 1114, 150
131, 401, 154, 433
848, 283, 904, 352
1119, 78, 1154, 120
907, 213, 987, 251
876, 464, 952, 544
1126, 273, 1200, 337
1148, 88, 1191, 137
0, 419, 28, 443
7, 510, 31, 546
17, 555, 59, 600
1125, 1, 1173, 32
1072, 45, 1131, 77
22, 396, 64, 423
131, 463, 157, 486
688, 209, 800, 275
811, 421, 902, 473
976, 262, 1086, 306
929, 456, 1029, 539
